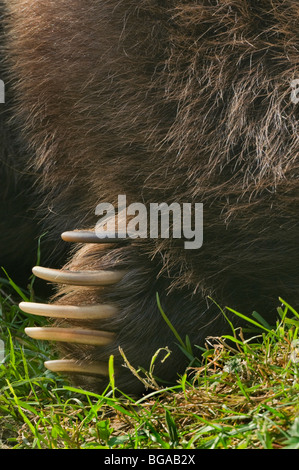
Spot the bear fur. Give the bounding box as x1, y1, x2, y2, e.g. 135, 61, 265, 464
0, 0, 298, 393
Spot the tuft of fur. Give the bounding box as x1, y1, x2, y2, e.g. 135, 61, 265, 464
0, 0, 298, 393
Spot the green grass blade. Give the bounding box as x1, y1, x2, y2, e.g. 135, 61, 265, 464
226, 307, 274, 334
165, 409, 179, 447
1, 268, 29, 301
156, 292, 186, 350
279, 298, 299, 320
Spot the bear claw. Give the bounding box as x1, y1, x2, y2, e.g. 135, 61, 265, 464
19, 301, 117, 320
24, 326, 115, 346
32, 266, 126, 286
61, 230, 129, 244
44, 359, 109, 376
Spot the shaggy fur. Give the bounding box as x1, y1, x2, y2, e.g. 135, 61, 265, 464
0, 0, 298, 393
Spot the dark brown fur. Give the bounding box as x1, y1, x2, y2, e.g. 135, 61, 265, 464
0, 0, 298, 393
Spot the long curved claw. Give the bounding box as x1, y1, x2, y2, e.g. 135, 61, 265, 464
61, 230, 129, 244
19, 301, 117, 320
32, 266, 126, 286
44, 359, 109, 376
25, 327, 114, 346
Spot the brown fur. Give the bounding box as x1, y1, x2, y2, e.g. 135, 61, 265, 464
0, 0, 298, 393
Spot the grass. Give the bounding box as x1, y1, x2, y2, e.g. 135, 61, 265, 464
0, 272, 299, 449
